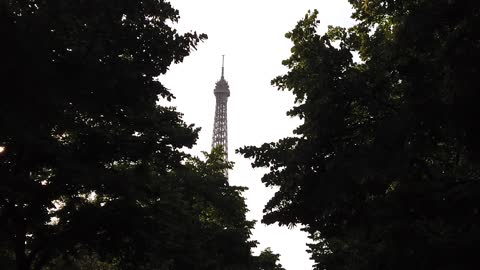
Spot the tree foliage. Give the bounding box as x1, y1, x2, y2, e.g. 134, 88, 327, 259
240, 1, 480, 270
0, 1, 262, 270
42, 149, 257, 270
254, 248, 285, 270
173, 147, 257, 270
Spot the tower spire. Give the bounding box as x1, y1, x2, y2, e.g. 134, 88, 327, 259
221, 55, 225, 78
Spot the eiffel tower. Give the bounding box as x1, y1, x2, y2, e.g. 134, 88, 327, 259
211, 56, 230, 162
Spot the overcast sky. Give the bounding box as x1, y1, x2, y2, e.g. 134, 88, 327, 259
161, 1, 354, 269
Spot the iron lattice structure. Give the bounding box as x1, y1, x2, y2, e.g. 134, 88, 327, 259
212, 56, 230, 161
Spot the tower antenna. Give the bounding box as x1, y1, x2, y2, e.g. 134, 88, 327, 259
221, 55, 225, 78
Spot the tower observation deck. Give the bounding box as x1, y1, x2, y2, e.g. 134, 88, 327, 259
211, 56, 230, 161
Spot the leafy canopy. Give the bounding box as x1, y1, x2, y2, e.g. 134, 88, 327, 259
0, 1, 208, 269
240, 1, 480, 270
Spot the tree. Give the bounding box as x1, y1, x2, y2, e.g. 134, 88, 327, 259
175, 147, 257, 270
254, 248, 285, 270
0, 1, 206, 269
240, 1, 480, 270
43, 148, 258, 270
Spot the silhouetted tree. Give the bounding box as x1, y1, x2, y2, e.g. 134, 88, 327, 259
240, 1, 480, 270
0, 1, 208, 270
254, 248, 285, 270
42, 148, 257, 270
175, 147, 257, 270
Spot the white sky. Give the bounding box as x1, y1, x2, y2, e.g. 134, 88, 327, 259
162, 1, 354, 269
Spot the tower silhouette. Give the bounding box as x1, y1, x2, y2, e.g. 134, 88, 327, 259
212, 55, 230, 161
